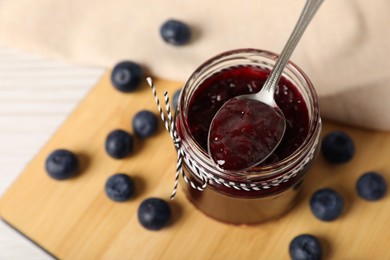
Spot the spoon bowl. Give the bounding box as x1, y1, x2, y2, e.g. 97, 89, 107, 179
208, 96, 285, 171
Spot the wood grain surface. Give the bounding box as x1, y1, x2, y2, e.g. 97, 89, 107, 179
1, 71, 390, 259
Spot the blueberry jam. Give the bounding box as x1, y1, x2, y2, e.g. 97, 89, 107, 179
208, 97, 285, 171
187, 65, 310, 166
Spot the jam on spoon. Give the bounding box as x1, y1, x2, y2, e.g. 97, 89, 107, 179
208, 0, 324, 171
208, 98, 285, 171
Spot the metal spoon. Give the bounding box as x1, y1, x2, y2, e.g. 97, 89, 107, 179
208, 0, 324, 171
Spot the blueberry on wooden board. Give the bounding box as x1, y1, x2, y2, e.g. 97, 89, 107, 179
45, 149, 79, 180
160, 19, 191, 46
310, 188, 344, 221
105, 129, 134, 159
138, 198, 171, 230
105, 174, 135, 202
132, 110, 158, 138
111, 61, 143, 92
356, 172, 387, 201
321, 131, 355, 164
289, 234, 322, 260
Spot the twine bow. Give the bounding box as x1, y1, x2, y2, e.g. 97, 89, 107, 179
146, 77, 208, 199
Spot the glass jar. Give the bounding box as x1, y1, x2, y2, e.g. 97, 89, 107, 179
175, 48, 322, 225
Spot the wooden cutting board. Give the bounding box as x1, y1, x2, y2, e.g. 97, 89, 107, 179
1, 72, 390, 259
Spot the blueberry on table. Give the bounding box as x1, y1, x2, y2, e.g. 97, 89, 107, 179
105, 129, 134, 159
321, 131, 355, 164
132, 110, 158, 138
172, 88, 182, 111
105, 174, 135, 202
45, 149, 79, 180
111, 61, 143, 92
310, 188, 344, 221
289, 234, 322, 260
160, 19, 191, 46
138, 198, 171, 231
356, 172, 387, 201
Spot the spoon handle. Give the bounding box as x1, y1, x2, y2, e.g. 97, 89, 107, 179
261, 0, 324, 96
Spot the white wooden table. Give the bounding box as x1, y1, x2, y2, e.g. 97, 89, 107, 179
0, 45, 104, 259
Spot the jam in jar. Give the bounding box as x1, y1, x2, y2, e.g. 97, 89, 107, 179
176, 49, 321, 224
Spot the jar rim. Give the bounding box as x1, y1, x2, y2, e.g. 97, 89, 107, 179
178, 48, 321, 182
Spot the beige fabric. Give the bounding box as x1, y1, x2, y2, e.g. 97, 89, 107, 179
0, 0, 390, 130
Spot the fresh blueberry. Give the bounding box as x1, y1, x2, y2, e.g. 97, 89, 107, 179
45, 149, 79, 180
132, 110, 158, 138
105, 129, 134, 159
138, 198, 171, 231
172, 88, 182, 111
160, 19, 191, 46
321, 131, 355, 164
111, 61, 143, 92
310, 188, 344, 221
105, 173, 135, 202
356, 172, 387, 201
289, 234, 323, 260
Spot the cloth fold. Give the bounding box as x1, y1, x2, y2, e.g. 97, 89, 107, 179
1, 0, 389, 130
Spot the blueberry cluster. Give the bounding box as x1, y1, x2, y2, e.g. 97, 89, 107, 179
102, 106, 159, 210
45, 18, 190, 230
106, 62, 158, 200
45, 48, 182, 230
290, 131, 388, 259
108, 65, 172, 230
102, 19, 186, 229
320, 131, 387, 205
102, 108, 159, 206
105, 111, 159, 160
